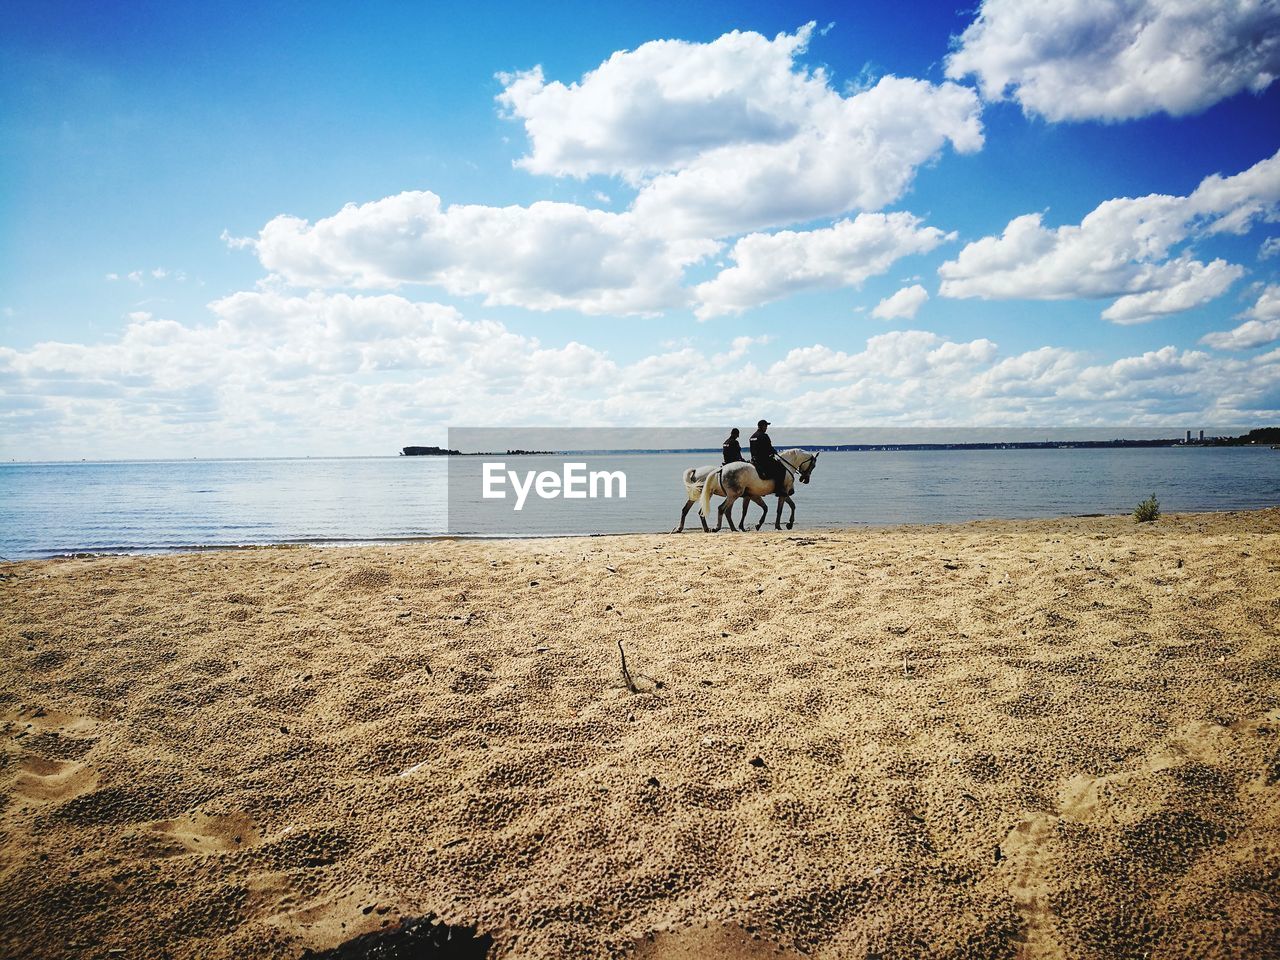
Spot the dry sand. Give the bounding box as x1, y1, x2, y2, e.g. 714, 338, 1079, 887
2, 510, 1278, 959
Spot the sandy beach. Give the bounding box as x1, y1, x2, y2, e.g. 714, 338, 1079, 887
2, 510, 1278, 959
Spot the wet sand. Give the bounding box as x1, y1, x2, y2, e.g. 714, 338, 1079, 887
2, 510, 1278, 959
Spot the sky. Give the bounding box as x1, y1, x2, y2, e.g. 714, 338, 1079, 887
2, 0, 1279, 459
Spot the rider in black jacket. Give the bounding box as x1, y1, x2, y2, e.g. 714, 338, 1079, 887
722, 428, 746, 464
749, 419, 787, 493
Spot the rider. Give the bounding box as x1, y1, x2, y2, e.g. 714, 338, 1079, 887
722, 427, 746, 464
749, 419, 788, 495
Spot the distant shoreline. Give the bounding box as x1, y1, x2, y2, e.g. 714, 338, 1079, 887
402, 427, 1280, 456
5, 429, 1277, 464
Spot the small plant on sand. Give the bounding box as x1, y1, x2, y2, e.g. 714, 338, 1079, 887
1133, 493, 1160, 523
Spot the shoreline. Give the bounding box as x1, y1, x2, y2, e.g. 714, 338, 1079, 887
5, 505, 1276, 564
3, 508, 1278, 958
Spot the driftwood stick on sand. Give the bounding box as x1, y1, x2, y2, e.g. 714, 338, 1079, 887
618, 639, 639, 693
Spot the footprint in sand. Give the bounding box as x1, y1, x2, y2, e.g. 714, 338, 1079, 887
143, 811, 259, 856
5, 705, 100, 737
264, 885, 392, 948
999, 813, 1060, 957
11, 757, 99, 804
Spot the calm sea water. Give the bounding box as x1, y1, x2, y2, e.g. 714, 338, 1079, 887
1, 448, 1277, 560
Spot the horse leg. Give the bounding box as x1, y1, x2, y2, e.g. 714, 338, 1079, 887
747, 494, 769, 530
774, 495, 785, 529
722, 495, 740, 532
707, 500, 721, 532
783, 495, 796, 529
675, 499, 694, 533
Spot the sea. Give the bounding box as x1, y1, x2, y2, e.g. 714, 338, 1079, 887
1, 447, 1277, 560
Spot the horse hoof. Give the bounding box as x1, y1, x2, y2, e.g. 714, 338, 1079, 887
786, 522, 794, 530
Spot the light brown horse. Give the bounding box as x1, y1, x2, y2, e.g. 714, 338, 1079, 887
697, 448, 819, 531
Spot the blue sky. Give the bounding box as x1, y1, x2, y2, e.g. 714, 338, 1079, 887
2, 0, 1279, 457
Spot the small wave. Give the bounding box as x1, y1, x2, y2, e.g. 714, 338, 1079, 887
5, 529, 631, 561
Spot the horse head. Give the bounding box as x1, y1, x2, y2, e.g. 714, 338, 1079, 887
782, 448, 820, 485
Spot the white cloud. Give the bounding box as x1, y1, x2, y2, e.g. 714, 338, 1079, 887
723, 334, 772, 360
1201, 283, 1280, 348
1262, 236, 1280, 258
872, 284, 930, 320
4, 292, 1279, 458
965, 346, 1085, 399
250, 191, 717, 316
497, 25, 824, 180
499, 24, 983, 237
0, 292, 626, 457
694, 214, 950, 319
938, 149, 1279, 320
106, 267, 183, 285
777, 335, 1280, 425
231, 26, 984, 319
220, 229, 256, 251
1101, 258, 1244, 323
947, 0, 1280, 122
768, 330, 999, 381
629, 76, 982, 238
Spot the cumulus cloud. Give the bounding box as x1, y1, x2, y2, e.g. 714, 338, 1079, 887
1201, 283, 1280, 348
499, 24, 983, 237
938, 149, 1279, 319
1101, 258, 1245, 323
872, 284, 930, 320
769, 330, 998, 382
497, 25, 823, 180
230, 26, 984, 319
249, 191, 717, 316
693, 214, 951, 319
776, 334, 1278, 425
0, 292, 623, 457
628, 76, 982, 238
4, 292, 1279, 458
947, 0, 1280, 122
964, 346, 1085, 399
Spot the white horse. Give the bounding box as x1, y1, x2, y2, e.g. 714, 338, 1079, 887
674, 465, 720, 532
692, 449, 819, 532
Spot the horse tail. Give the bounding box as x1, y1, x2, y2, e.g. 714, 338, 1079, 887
683, 467, 697, 485
698, 467, 720, 518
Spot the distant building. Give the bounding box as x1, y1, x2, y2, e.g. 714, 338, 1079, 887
1186, 430, 1192, 442
1199, 429, 1205, 441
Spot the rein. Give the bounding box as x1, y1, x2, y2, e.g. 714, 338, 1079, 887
762, 452, 814, 496
777, 452, 816, 482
